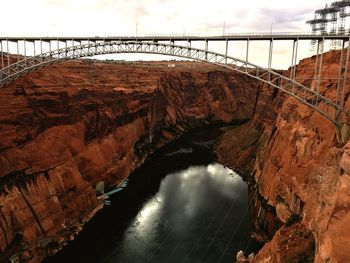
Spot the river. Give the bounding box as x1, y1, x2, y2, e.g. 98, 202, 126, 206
44, 126, 260, 263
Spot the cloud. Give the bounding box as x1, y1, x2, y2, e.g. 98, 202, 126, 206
0, 0, 332, 36
0, 0, 338, 68
258, 8, 313, 25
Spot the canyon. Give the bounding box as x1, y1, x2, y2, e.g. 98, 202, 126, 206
0, 49, 349, 262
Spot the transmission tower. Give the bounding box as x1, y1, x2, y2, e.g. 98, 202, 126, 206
307, 1, 350, 51
331, 0, 350, 34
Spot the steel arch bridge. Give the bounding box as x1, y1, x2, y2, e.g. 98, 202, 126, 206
0, 34, 349, 124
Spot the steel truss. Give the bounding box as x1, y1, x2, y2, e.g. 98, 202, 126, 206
0, 40, 343, 124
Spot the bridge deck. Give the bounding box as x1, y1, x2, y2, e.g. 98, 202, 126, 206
1, 33, 349, 42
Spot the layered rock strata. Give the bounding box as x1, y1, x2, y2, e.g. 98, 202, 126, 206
0, 59, 259, 262
1, 48, 349, 263
216, 49, 350, 262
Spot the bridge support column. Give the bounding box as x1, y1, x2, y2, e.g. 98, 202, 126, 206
336, 40, 345, 107
290, 39, 298, 93
16, 41, 19, 62
40, 39, 43, 63
313, 39, 320, 89
24, 40, 27, 67
290, 40, 296, 79
187, 40, 191, 57
245, 39, 249, 72
6, 39, 9, 67
268, 39, 273, 81
33, 41, 36, 56
341, 37, 350, 109
315, 38, 325, 107
0, 40, 4, 69
205, 39, 208, 60
292, 39, 299, 81
170, 40, 175, 54
225, 39, 228, 64
72, 39, 74, 57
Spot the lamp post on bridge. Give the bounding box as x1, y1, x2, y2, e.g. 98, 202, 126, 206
270, 22, 273, 35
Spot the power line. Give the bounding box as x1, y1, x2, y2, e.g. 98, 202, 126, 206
196, 195, 238, 263
180, 199, 229, 263
218, 206, 249, 263
148, 189, 225, 262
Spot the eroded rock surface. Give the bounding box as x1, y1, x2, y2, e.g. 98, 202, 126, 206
1, 49, 349, 263
0, 59, 260, 262
216, 50, 350, 262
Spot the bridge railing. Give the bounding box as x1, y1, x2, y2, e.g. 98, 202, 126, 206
1, 32, 350, 41
121, 31, 348, 37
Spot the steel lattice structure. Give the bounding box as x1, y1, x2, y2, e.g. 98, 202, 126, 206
1, 34, 350, 124
307, 1, 350, 35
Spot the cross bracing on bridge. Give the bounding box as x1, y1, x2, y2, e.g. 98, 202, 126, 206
0, 33, 349, 124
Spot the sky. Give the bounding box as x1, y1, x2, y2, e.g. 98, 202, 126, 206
1, 0, 330, 36
0, 0, 336, 69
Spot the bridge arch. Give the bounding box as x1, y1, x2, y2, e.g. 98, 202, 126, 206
0, 40, 339, 123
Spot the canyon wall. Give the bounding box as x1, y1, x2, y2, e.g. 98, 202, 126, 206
1, 49, 349, 262
0, 59, 260, 262
217, 49, 350, 262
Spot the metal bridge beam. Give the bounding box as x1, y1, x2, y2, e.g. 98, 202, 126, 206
16, 41, 19, 62
316, 38, 325, 106
1, 33, 350, 42
246, 39, 249, 72
24, 39, 27, 67
291, 38, 299, 92
225, 39, 228, 64
6, 40, 9, 67
0, 39, 345, 124
0, 41, 4, 69
268, 39, 273, 81
205, 39, 208, 60
336, 40, 345, 106
293, 39, 299, 80
341, 37, 350, 109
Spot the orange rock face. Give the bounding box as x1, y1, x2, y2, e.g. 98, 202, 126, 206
0, 59, 261, 262
217, 49, 350, 262
2, 49, 349, 262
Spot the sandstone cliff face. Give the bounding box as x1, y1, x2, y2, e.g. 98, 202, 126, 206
217, 49, 350, 262
0, 59, 260, 262
2, 49, 348, 262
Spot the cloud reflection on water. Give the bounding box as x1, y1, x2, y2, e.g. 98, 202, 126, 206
118, 163, 246, 258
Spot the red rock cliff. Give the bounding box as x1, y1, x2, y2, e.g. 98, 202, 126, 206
0, 59, 261, 262
217, 49, 350, 262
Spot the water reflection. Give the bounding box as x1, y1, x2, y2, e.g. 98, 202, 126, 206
104, 163, 250, 263
45, 127, 260, 263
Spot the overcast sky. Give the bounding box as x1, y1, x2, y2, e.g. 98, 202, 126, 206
1, 0, 337, 69
1, 0, 330, 36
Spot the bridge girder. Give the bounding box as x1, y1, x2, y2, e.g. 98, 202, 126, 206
0, 39, 344, 124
